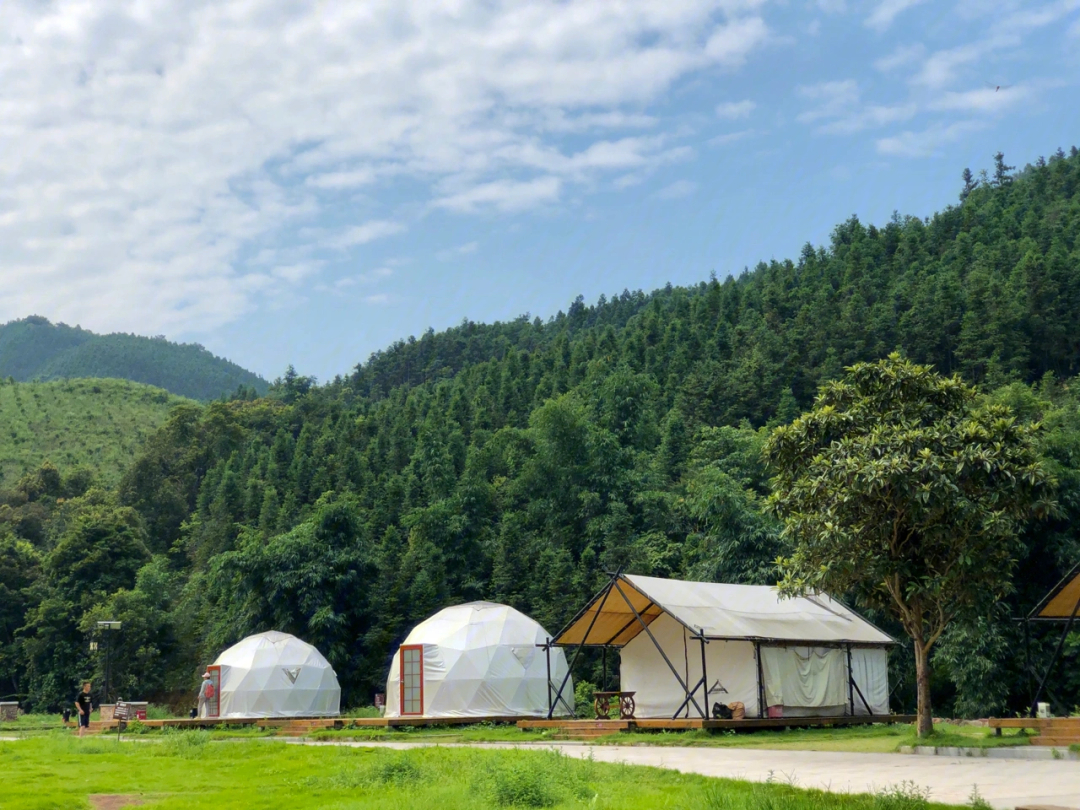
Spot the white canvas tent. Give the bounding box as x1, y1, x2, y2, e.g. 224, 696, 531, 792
210, 631, 340, 718
384, 602, 573, 719
549, 574, 894, 720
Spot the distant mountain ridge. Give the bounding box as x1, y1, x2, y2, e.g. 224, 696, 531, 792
0, 316, 268, 401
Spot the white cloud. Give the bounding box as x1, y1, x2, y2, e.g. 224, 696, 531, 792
911, 41, 994, 89
434, 177, 563, 213
655, 180, 698, 199
807, 20, 822, 36
715, 100, 757, 119
815, 0, 847, 11
866, 0, 930, 31
436, 242, 480, 261
325, 221, 405, 250
362, 294, 391, 305
929, 85, 1027, 113
818, 103, 917, 134
0, 0, 770, 336
796, 80, 860, 123
875, 121, 985, 157
708, 129, 756, 146
874, 44, 925, 72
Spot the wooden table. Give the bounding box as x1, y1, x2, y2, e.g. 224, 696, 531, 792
593, 691, 636, 720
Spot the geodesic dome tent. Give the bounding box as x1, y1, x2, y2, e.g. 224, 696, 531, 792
384, 602, 573, 719
211, 631, 340, 718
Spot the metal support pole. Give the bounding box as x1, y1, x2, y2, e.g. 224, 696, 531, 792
549, 580, 611, 718
847, 645, 855, 717
602, 646, 607, 692
612, 579, 704, 718
1029, 590, 1080, 717
700, 635, 709, 718
755, 642, 765, 719
545, 639, 552, 718
104, 637, 111, 707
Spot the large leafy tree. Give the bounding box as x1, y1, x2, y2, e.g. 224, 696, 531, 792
764, 355, 1054, 736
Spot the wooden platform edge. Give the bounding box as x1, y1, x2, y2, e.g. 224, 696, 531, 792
518, 714, 914, 732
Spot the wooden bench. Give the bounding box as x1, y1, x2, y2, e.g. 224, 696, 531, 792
988, 717, 1049, 735
593, 691, 636, 720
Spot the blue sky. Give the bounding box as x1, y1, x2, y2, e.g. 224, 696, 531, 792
1, 1, 1077, 382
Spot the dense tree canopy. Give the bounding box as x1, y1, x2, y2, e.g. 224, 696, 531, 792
764, 355, 1054, 735
0, 317, 268, 400
2, 148, 1079, 717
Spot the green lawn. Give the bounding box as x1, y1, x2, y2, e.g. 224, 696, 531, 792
0, 735, 966, 810
4, 712, 1032, 754
309, 721, 1031, 753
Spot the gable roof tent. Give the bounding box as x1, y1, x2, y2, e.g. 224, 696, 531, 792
546, 573, 894, 721
553, 574, 896, 648
1025, 561, 1080, 716
1027, 561, 1080, 621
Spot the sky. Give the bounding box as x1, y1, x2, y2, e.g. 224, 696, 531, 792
1, 1, 1078, 382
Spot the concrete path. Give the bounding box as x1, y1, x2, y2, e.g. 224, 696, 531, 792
296, 741, 1080, 809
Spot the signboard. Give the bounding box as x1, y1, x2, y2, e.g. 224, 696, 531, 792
114, 701, 133, 721
374, 693, 385, 711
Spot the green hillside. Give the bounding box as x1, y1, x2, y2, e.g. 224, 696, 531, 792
0, 317, 268, 401
0, 378, 190, 487
4, 147, 1080, 721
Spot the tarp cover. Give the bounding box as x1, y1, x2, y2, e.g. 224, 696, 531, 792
384, 602, 573, 719
555, 574, 894, 646
213, 631, 341, 718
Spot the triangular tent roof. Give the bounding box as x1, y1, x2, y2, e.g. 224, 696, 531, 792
552, 574, 895, 647
1028, 562, 1080, 621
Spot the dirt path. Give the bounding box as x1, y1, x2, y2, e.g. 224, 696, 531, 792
294, 740, 1080, 809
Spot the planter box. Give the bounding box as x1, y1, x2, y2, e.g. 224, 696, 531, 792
0, 702, 17, 721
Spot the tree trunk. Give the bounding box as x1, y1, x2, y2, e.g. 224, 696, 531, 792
913, 638, 933, 737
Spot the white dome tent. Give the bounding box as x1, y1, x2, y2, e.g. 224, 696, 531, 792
209, 631, 341, 718
384, 602, 573, 719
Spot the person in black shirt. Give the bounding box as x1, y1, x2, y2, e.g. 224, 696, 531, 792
74, 682, 92, 737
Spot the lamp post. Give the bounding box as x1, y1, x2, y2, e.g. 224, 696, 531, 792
95, 621, 122, 705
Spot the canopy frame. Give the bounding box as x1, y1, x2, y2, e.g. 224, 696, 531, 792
1025, 561, 1080, 717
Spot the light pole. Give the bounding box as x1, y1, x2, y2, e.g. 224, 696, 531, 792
95, 621, 121, 705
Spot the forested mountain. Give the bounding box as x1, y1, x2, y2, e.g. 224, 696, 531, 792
0, 379, 189, 487
0, 317, 268, 401
3, 147, 1079, 721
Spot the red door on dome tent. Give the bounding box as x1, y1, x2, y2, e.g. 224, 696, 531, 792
206, 665, 221, 718
399, 645, 424, 716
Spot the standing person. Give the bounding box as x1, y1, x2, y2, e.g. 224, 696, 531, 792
74, 682, 92, 738
197, 671, 213, 718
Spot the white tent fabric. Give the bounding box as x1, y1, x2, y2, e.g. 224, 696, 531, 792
849, 647, 890, 715
384, 602, 573, 719
621, 613, 761, 718
213, 631, 340, 718
622, 575, 894, 644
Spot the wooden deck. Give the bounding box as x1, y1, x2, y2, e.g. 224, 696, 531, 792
518, 714, 915, 734
83, 712, 915, 736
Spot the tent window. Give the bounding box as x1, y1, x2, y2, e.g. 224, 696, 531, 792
399, 645, 424, 715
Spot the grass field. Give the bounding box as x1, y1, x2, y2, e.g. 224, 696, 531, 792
0, 735, 966, 810
3, 711, 1032, 755
0, 378, 189, 486
307, 721, 1031, 753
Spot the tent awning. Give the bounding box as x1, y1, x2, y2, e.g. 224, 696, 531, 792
551, 574, 895, 647
1028, 562, 1080, 621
